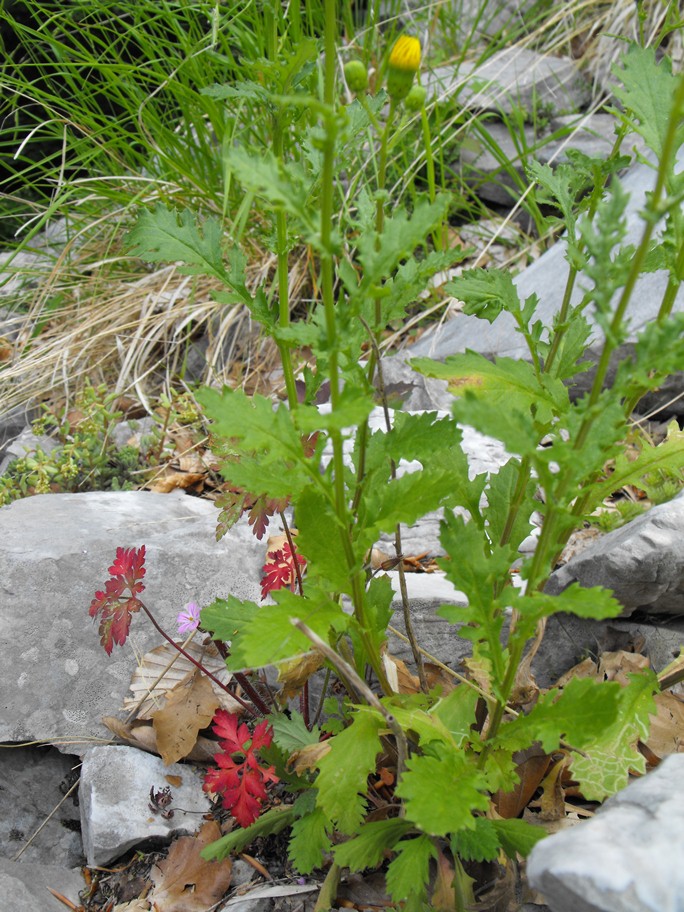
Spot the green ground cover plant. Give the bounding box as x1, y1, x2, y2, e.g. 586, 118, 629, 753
86, 5, 684, 908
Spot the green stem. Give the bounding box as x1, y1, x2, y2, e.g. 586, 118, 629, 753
420, 102, 444, 250
321, 0, 390, 693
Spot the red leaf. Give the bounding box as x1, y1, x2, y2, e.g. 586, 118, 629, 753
260, 543, 306, 600
89, 546, 146, 653
203, 711, 279, 828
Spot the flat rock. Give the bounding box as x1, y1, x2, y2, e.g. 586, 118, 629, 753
402, 149, 684, 418
0, 746, 82, 866
79, 744, 211, 866
528, 753, 684, 912
0, 857, 84, 912
545, 492, 684, 617
0, 490, 263, 751
430, 47, 590, 117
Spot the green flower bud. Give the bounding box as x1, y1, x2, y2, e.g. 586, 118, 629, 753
404, 83, 427, 112
344, 59, 369, 94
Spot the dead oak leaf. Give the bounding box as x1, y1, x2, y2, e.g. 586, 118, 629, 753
152, 669, 219, 766
149, 820, 232, 912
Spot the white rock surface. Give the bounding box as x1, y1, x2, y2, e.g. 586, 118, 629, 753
79, 745, 211, 866
528, 753, 684, 912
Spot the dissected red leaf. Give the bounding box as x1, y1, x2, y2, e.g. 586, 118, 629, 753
148, 820, 232, 912
89, 545, 146, 654
260, 542, 306, 600
203, 711, 279, 828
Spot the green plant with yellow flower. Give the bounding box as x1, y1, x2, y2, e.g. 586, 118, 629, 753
126, 6, 684, 907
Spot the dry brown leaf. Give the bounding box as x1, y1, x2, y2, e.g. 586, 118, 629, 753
382, 653, 421, 694
494, 746, 551, 819
287, 740, 332, 775
148, 469, 205, 493
123, 641, 240, 720
552, 656, 599, 689
276, 652, 324, 705
598, 650, 650, 684
644, 691, 684, 758
431, 846, 459, 911
152, 670, 219, 766
166, 774, 183, 788
423, 662, 456, 694
148, 820, 232, 912
103, 716, 219, 763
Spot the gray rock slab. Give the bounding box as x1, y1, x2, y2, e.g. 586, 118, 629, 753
79, 744, 211, 866
528, 753, 684, 912
531, 613, 684, 689
0, 857, 85, 912
429, 48, 590, 117
0, 490, 263, 751
459, 114, 642, 207
546, 492, 684, 617
0, 746, 82, 866
405, 148, 684, 418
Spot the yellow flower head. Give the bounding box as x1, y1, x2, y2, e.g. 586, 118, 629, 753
388, 35, 421, 73
387, 35, 421, 101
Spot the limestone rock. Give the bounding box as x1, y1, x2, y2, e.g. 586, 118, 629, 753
0, 746, 82, 867
403, 149, 684, 419
0, 490, 263, 749
545, 492, 684, 617
79, 745, 211, 866
430, 48, 590, 117
0, 857, 84, 912
528, 753, 684, 912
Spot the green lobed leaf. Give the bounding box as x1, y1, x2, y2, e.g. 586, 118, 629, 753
201, 595, 259, 644
385, 835, 436, 910
396, 749, 490, 837
484, 459, 537, 553
495, 676, 622, 754
333, 819, 414, 871
295, 487, 355, 595
492, 818, 546, 859
315, 710, 384, 834
444, 267, 521, 324
588, 425, 684, 508
355, 195, 451, 293
508, 584, 622, 643
227, 590, 349, 671
450, 817, 501, 862
289, 805, 332, 873
569, 670, 658, 801
413, 352, 567, 422
269, 709, 321, 754
611, 44, 684, 161
127, 205, 228, 281
431, 686, 480, 747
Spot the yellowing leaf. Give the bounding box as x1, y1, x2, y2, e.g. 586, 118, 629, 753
276, 652, 323, 705
149, 820, 232, 912
152, 670, 219, 766
287, 740, 332, 775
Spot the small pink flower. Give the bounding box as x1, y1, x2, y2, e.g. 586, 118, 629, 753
177, 601, 201, 635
